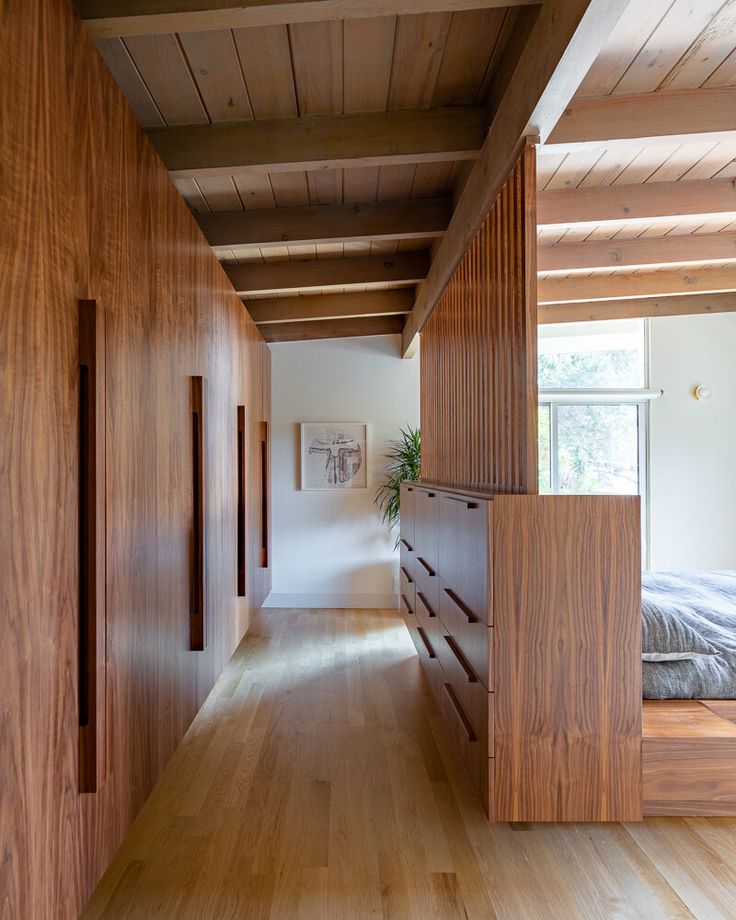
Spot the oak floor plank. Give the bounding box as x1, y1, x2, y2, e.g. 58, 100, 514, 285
82, 608, 736, 920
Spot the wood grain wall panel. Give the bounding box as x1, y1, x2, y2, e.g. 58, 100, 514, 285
0, 0, 271, 916
420, 144, 537, 493
492, 495, 642, 822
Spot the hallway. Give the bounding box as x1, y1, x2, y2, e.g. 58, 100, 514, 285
83, 609, 736, 920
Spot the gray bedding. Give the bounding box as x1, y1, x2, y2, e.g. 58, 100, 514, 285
642, 571, 736, 699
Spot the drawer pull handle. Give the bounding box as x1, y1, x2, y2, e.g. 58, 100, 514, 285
406, 486, 414, 492
444, 496, 479, 509
400, 594, 414, 615
443, 683, 475, 742
417, 556, 436, 577
417, 626, 436, 659
400, 566, 414, 584
400, 538, 414, 552
444, 587, 477, 624
443, 634, 477, 683
427, 492, 436, 498
417, 592, 437, 618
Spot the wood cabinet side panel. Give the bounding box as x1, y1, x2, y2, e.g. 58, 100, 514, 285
493, 495, 642, 822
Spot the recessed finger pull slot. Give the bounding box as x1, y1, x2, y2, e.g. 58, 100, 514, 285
417, 556, 436, 577
417, 592, 437, 618
444, 634, 477, 683
444, 587, 477, 623
400, 566, 413, 584
444, 683, 475, 743
417, 626, 437, 659
78, 299, 107, 793
190, 376, 206, 651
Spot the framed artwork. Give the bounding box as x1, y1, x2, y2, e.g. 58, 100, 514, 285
300, 422, 369, 491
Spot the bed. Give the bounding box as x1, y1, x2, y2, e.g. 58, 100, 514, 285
642, 570, 736, 699
642, 571, 736, 815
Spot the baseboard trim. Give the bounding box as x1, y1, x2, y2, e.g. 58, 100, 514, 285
263, 592, 399, 610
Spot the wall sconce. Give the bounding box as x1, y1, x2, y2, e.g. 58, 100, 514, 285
693, 384, 712, 401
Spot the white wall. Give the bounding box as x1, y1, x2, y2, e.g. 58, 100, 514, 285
266, 334, 420, 608
649, 313, 736, 570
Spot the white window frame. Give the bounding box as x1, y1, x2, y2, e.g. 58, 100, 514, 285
539, 393, 660, 567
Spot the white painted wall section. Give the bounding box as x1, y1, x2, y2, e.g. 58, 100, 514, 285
266, 334, 420, 608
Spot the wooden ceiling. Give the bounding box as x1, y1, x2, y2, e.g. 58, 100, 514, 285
77, 0, 736, 349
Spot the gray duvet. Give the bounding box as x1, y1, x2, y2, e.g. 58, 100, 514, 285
642, 571, 736, 699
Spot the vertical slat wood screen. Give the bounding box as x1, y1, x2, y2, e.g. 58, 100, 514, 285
420, 143, 538, 494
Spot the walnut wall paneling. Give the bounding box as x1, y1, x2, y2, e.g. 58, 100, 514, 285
78, 298, 107, 794
0, 0, 270, 915
420, 143, 538, 494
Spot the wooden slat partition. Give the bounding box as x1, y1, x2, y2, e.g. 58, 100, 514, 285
420, 143, 538, 493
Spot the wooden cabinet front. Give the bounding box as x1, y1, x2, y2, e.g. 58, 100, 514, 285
439, 581, 493, 690
414, 487, 440, 574
439, 494, 491, 625
398, 483, 641, 824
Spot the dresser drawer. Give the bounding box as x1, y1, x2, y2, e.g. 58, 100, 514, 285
438, 678, 490, 795
440, 581, 493, 690
414, 552, 439, 608
415, 587, 441, 649
414, 487, 440, 574
439, 493, 491, 625
437, 629, 493, 751
399, 590, 415, 628
399, 483, 416, 547
399, 563, 415, 613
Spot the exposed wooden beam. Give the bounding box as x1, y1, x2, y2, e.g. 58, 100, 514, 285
547, 87, 736, 152
258, 314, 405, 344
539, 231, 736, 274
539, 292, 736, 324
538, 178, 736, 230
200, 198, 451, 253
77, 0, 539, 38
538, 266, 736, 304
402, 0, 635, 356
150, 108, 486, 178
227, 253, 429, 296
247, 289, 414, 324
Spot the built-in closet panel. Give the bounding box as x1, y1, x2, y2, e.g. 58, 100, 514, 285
0, 0, 271, 915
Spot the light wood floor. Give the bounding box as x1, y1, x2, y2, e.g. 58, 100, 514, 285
83, 608, 736, 919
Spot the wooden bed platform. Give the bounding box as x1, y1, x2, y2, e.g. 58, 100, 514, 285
643, 701, 736, 817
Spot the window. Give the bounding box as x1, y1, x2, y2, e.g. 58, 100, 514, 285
538, 320, 656, 557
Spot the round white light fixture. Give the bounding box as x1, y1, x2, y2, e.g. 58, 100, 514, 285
693, 384, 712, 401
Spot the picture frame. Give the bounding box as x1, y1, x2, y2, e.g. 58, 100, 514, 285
300, 422, 369, 491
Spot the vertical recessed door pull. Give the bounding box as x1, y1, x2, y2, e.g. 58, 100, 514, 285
78, 299, 106, 793
237, 406, 246, 597
260, 420, 269, 568
190, 377, 206, 651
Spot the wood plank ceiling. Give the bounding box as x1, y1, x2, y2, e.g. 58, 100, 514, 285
78, 0, 736, 345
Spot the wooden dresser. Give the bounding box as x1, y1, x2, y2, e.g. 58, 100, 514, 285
399, 481, 643, 822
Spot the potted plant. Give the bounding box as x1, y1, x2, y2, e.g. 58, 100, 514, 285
374, 426, 420, 548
